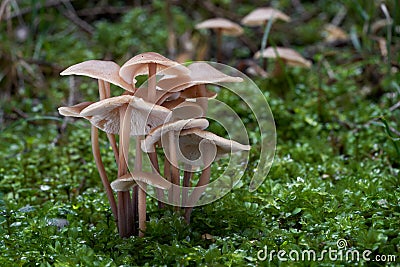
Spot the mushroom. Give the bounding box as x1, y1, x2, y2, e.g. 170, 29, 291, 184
241, 7, 291, 26
323, 24, 348, 42
195, 18, 243, 62
58, 102, 93, 117
241, 7, 291, 70
60, 60, 134, 92
254, 47, 312, 76
119, 52, 189, 103
78, 95, 172, 136
158, 62, 242, 112
141, 119, 209, 206
110, 171, 170, 192
60, 60, 135, 222
176, 128, 251, 223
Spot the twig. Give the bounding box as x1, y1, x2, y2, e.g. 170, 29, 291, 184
57, 1, 94, 34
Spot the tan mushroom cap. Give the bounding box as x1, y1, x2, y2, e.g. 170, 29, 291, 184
254, 47, 312, 68
58, 102, 93, 117
169, 101, 204, 120
241, 7, 291, 26
141, 118, 209, 153
323, 24, 348, 42
195, 18, 244, 36
158, 62, 243, 92
119, 52, 189, 85
110, 171, 171, 191
60, 60, 133, 92
178, 128, 251, 161
79, 95, 172, 135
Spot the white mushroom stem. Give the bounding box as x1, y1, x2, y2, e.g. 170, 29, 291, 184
168, 131, 180, 207
98, 80, 119, 165
117, 104, 133, 237
148, 63, 157, 103
135, 135, 146, 237
91, 126, 118, 220
148, 150, 165, 209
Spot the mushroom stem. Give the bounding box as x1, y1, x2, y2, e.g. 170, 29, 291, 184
216, 28, 222, 62
91, 126, 118, 220
168, 131, 180, 207
197, 84, 208, 114
148, 63, 157, 103
184, 165, 211, 224
182, 165, 193, 207
148, 151, 165, 209
135, 135, 146, 237
117, 104, 133, 237
98, 80, 119, 164
272, 60, 284, 77
184, 143, 214, 223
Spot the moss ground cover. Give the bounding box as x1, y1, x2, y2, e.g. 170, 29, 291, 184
1, 0, 399, 266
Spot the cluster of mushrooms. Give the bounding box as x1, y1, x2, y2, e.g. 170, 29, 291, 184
196, 7, 312, 73
58, 52, 250, 237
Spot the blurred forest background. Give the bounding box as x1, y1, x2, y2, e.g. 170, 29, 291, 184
0, 0, 399, 266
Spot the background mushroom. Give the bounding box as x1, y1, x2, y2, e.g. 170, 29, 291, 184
254, 47, 312, 76
241, 7, 291, 70
195, 18, 243, 62
241, 7, 291, 26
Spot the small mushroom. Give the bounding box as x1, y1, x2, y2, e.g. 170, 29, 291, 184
119, 52, 189, 103
195, 18, 243, 62
60, 60, 133, 92
78, 95, 172, 136
323, 24, 348, 42
241, 7, 291, 26
110, 171, 171, 191
158, 62, 242, 112
141, 118, 209, 206
254, 47, 312, 76
58, 102, 93, 117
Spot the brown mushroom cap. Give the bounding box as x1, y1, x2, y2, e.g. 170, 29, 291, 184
254, 47, 312, 68
241, 7, 291, 26
119, 52, 189, 85
79, 95, 172, 135
141, 119, 209, 153
58, 102, 94, 117
60, 60, 133, 92
195, 18, 244, 36
110, 171, 171, 191
157, 62, 243, 92
178, 128, 251, 162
